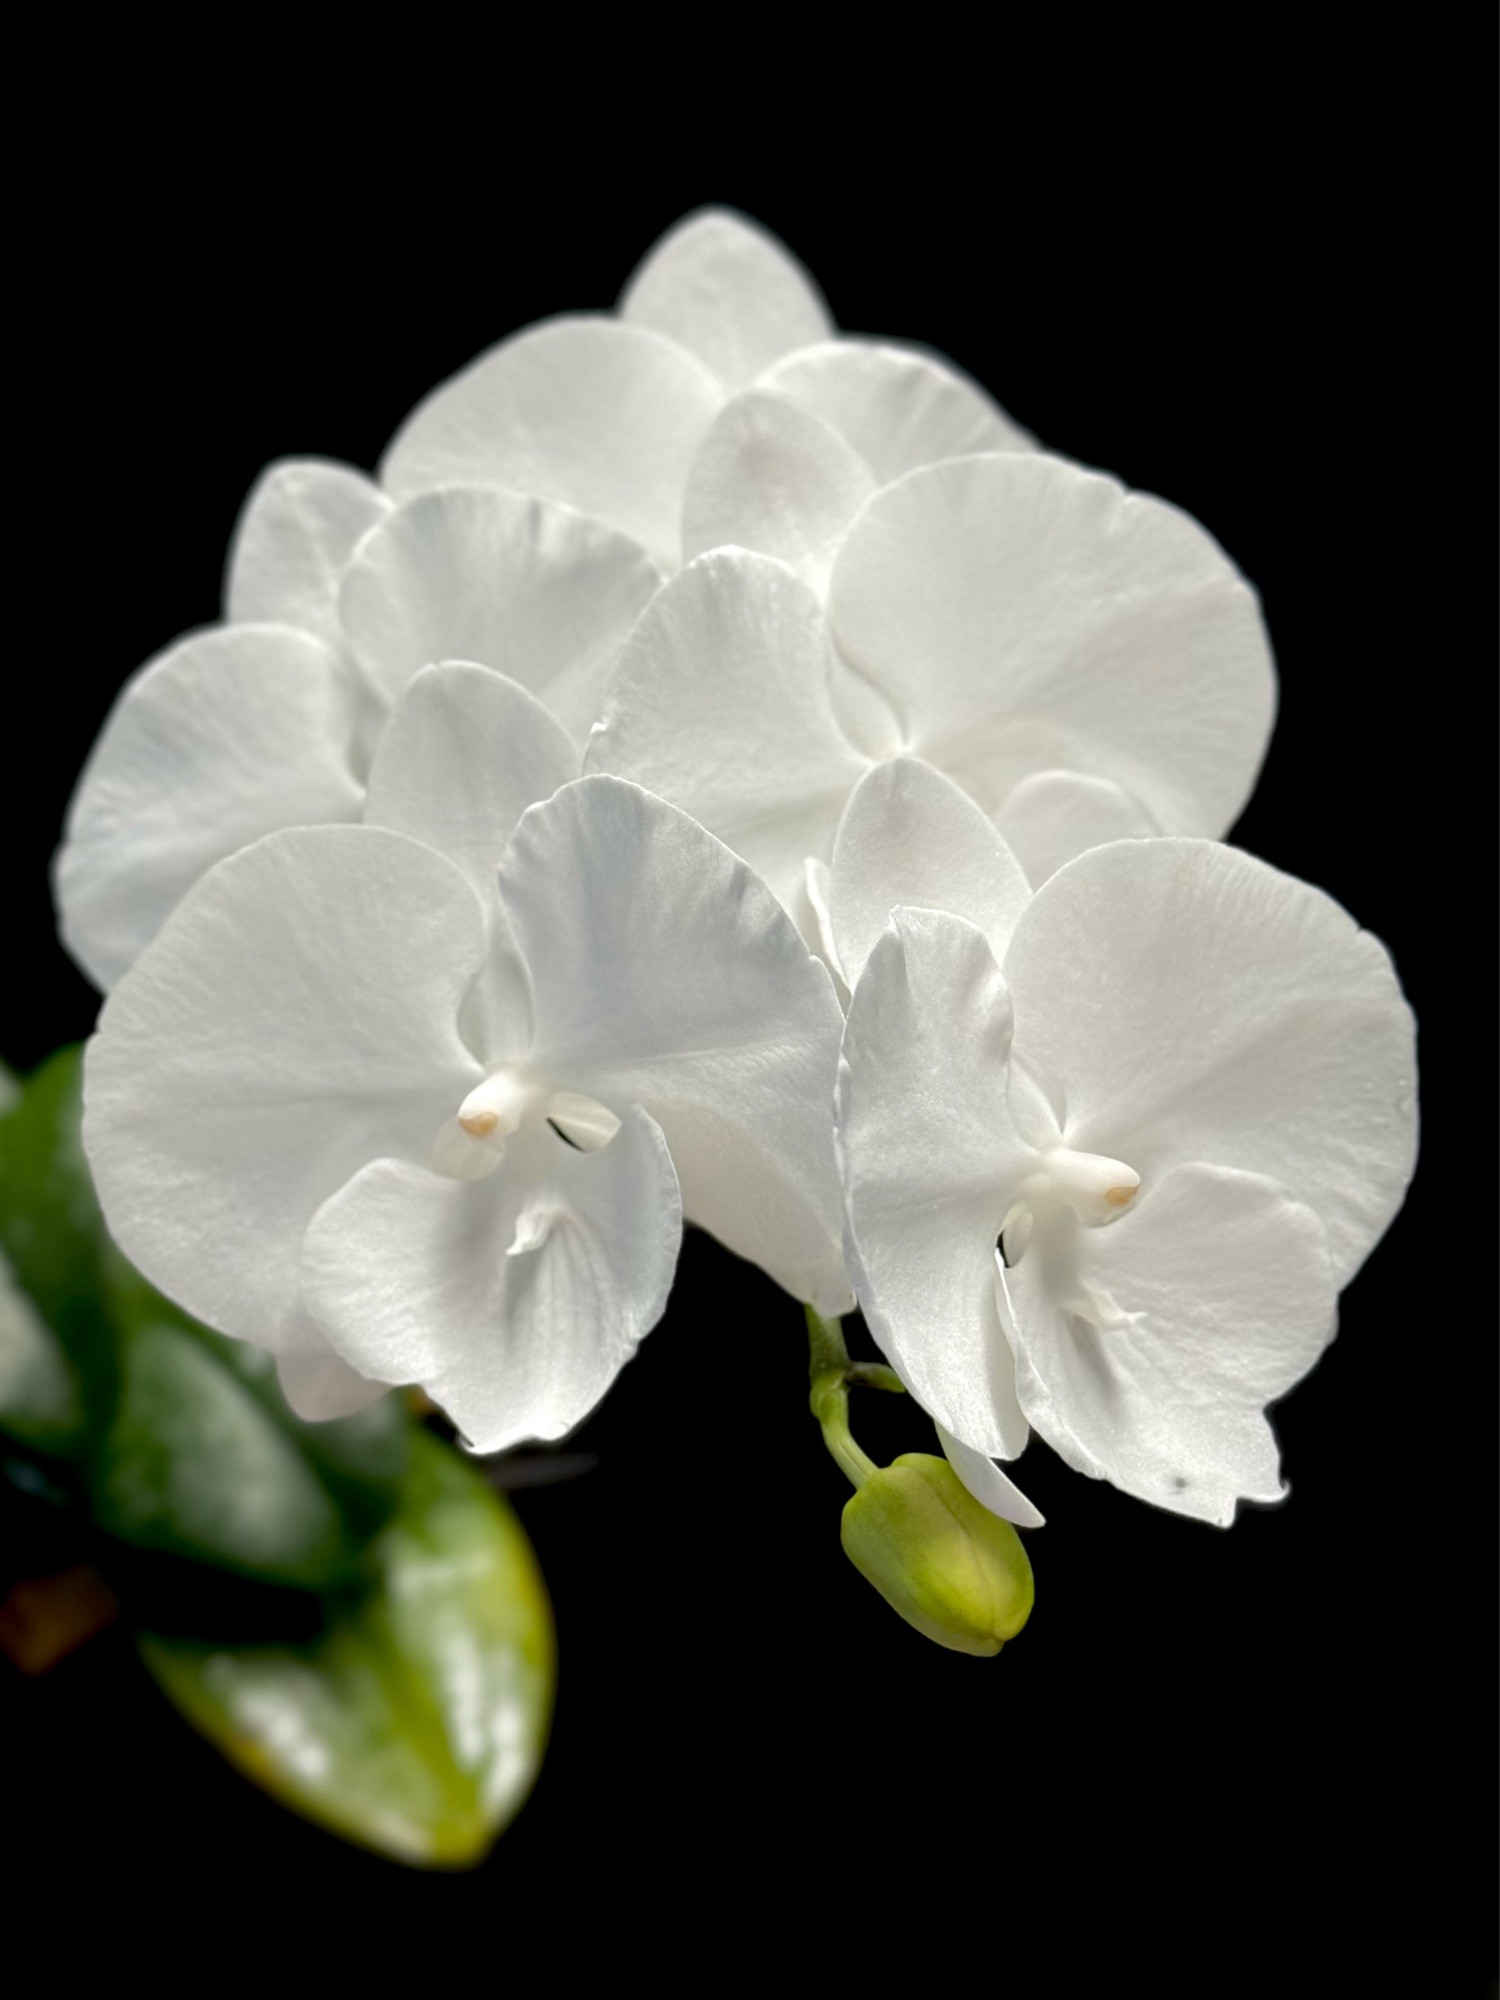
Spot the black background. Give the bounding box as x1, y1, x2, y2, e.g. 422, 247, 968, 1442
2, 41, 1493, 1991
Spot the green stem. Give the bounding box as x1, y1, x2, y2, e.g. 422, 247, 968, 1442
806, 1303, 852, 1384
806, 1306, 897, 1491
848, 1361, 906, 1395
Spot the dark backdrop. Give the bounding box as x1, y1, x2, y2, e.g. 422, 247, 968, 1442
3, 45, 1493, 1991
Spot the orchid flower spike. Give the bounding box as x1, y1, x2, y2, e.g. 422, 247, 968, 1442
836, 836, 1417, 1527
83, 666, 851, 1443
380, 206, 1035, 578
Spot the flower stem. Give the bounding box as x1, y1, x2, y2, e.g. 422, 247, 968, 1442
806, 1306, 902, 1491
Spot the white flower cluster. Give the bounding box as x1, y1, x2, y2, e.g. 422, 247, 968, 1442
68, 209, 1416, 1529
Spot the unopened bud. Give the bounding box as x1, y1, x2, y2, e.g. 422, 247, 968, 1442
840, 1453, 1034, 1656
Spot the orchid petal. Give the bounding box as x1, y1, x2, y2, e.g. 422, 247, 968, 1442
1001, 839, 1418, 1284
499, 776, 851, 1314
55, 626, 365, 992
225, 458, 391, 647
338, 486, 659, 745
829, 757, 1031, 987
302, 1111, 680, 1453
803, 858, 843, 986
276, 1347, 388, 1422
837, 910, 1030, 1457
994, 768, 1161, 885
755, 339, 1034, 483
378, 316, 723, 570
681, 390, 875, 593
83, 828, 488, 1354
587, 549, 870, 923
1003, 1165, 1336, 1526
620, 206, 832, 392
826, 653, 907, 763
364, 663, 578, 906
829, 453, 1276, 846
363, 662, 578, 1063
937, 1424, 1044, 1531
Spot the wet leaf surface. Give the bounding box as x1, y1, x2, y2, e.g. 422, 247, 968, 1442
140, 1428, 554, 1866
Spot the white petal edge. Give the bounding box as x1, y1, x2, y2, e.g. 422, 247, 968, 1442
365, 661, 579, 1064
1003, 1164, 1337, 1527
82, 827, 488, 1354
836, 908, 1031, 1457
276, 1347, 388, 1421
55, 625, 365, 992
587, 548, 869, 927
937, 1424, 1044, 1530
829, 756, 1032, 988
338, 485, 659, 746
829, 452, 1277, 842
1000, 838, 1418, 1284
364, 662, 579, 905
620, 206, 833, 392
994, 768, 1162, 886
755, 339, 1035, 484
225, 458, 391, 647
681, 389, 875, 594
302, 1111, 680, 1453
499, 775, 852, 1315
378, 315, 724, 570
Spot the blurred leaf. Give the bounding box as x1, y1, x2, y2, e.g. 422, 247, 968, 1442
0, 1246, 84, 1450
0, 1047, 122, 1444
140, 1428, 555, 1867
0, 1046, 408, 1580
2, 1044, 558, 1861
201, 1338, 410, 1548
95, 1319, 351, 1586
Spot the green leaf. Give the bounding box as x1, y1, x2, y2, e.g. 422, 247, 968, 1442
197, 1336, 411, 1549
2, 1045, 559, 1859
0, 1047, 122, 1445
139, 1428, 555, 1867
95, 1318, 352, 1586
0, 1045, 408, 1580
0, 1244, 84, 1449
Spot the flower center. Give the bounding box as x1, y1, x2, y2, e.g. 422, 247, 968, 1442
432, 1069, 623, 1181
1000, 1144, 1139, 1261
457, 1071, 537, 1140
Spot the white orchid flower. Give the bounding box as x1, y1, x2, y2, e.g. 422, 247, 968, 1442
380, 206, 1035, 575
54, 471, 665, 991
83, 670, 852, 1440
55, 208, 1033, 998
589, 450, 1276, 957
836, 836, 1417, 1528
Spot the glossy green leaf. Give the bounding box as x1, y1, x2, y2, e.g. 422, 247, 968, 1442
199, 1338, 410, 1550
140, 1428, 555, 1867
0, 1046, 408, 1580
95, 1318, 351, 1584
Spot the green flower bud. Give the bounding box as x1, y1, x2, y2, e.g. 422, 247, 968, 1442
840, 1453, 1034, 1656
